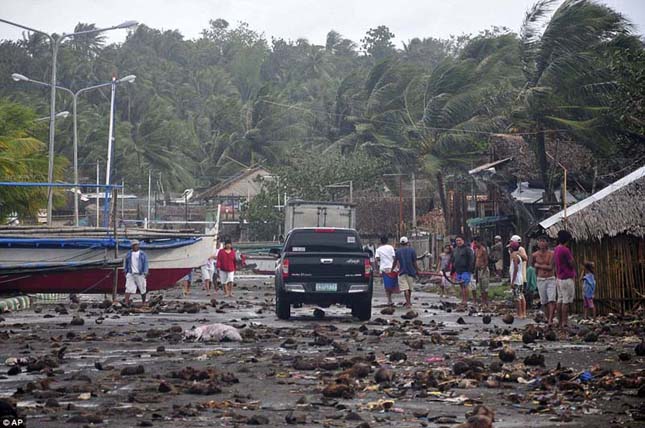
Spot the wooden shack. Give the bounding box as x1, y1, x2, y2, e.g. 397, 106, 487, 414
538, 165, 645, 314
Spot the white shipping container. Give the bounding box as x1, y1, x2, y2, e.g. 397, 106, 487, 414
284, 200, 356, 232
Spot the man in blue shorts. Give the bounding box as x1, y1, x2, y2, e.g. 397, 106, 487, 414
393, 236, 419, 308
451, 235, 474, 305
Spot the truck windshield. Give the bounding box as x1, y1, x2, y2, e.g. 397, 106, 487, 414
285, 230, 362, 253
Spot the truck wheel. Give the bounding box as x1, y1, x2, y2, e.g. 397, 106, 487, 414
352, 295, 372, 321
276, 292, 291, 320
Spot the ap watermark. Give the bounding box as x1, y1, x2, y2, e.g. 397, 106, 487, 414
1, 418, 25, 427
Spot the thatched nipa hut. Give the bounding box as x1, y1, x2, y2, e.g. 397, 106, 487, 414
538, 165, 645, 314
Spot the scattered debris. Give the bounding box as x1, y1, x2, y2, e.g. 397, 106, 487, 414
184, 323, 242, 342
498, 346, 516, 363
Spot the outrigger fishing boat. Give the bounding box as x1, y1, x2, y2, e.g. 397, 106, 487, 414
0, 226, 216, 294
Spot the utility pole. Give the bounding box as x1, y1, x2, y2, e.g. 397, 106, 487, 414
121, 179, 125, 222
96, 161, 100, 227
103, 76, 117, 227
146, 170, 151, 229
411, 173, 416, 230
399, 175, 403, 237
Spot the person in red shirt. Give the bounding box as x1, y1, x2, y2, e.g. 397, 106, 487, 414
216, 239, 237, 297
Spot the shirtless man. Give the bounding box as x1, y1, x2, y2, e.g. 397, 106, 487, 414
532, 236, 556, 325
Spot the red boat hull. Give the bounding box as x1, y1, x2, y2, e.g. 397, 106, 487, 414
0, 267, 190, 294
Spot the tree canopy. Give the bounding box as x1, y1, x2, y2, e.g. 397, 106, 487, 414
0, 0, 642, 217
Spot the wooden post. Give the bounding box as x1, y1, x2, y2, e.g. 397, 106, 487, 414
398, 175, 403, 237
111, 185, 119, 302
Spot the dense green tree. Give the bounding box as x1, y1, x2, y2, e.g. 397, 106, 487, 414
361, 25, 396, 61
0, 99, 67, 220
0, 1, 642, 210
516, 0, 637, 199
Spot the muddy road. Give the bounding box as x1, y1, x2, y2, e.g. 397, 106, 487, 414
1, 275, 643, 427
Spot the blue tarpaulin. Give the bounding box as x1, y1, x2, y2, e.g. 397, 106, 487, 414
0, 237, 200, 250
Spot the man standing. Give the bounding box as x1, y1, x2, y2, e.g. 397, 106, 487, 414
393, 236, 418, 308
451, 235, 474, 306
124, 240, 148, 306
375, 236, 396, 306
532, 236, 556, 325
490, 236, 503, 278
509, 241, 527, 319
554, 230, 576, 328
510, 235, 528, 278
217, 239, 237, 297
473, 237, 490, 307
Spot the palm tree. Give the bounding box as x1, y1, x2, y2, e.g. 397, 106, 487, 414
69, 23, 107, 57
0, 100, 67, 220
421, 33, 522, 162
516, 0, 634, 200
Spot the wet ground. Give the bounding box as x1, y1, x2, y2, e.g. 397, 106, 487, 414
0, 275, 643, 427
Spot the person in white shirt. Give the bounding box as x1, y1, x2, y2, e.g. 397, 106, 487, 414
509, 241, 527, 319
375, 236, 396, 306
201, 253, 216, 296
213, 241, 223, 292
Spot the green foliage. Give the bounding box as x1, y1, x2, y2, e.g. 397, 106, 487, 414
275, 148, 385, 200
242, 149, 385, 240
0, 3, 642, 206
241, 187, 283, 241
517, 0, 641, 197
0, 99, 68, 221
361, 26, 396, 61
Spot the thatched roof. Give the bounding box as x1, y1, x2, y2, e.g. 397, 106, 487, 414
539, 165, 645, 241
489, 134, 594, 183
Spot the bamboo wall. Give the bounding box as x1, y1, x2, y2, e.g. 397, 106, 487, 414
571, 234, 645, 315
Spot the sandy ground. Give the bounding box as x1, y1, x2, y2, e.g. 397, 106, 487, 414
0, 275, 643, 428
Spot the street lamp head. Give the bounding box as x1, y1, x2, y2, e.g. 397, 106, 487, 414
116, 20, 138, 29
11, 73, 29, 82
118, 74, 136, 84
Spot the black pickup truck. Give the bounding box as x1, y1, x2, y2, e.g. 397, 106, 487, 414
274, 227, 373, 320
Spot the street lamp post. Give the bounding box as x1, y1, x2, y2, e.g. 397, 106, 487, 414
35, 111, 70, 122
1, 19, 138, 224
12, 73, 136, 226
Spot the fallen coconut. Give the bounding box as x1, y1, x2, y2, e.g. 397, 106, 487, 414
498, 346, 516, 363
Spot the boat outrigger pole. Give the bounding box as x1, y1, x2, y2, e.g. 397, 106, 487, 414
0, 182, 123, 229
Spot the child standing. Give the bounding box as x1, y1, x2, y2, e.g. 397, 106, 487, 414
437, 245, 453, 298
509, 241, 527, 319
582, 261, 596, 319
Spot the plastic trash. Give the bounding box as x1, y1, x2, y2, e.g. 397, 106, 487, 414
579, 371, 593, 383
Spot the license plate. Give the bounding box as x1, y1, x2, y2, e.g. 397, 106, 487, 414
315, 283, 337, 292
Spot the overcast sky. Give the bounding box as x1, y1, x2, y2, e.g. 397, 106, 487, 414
1, 0, 643, 47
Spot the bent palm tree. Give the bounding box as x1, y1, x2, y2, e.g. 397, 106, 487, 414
516, 0, 634, 200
